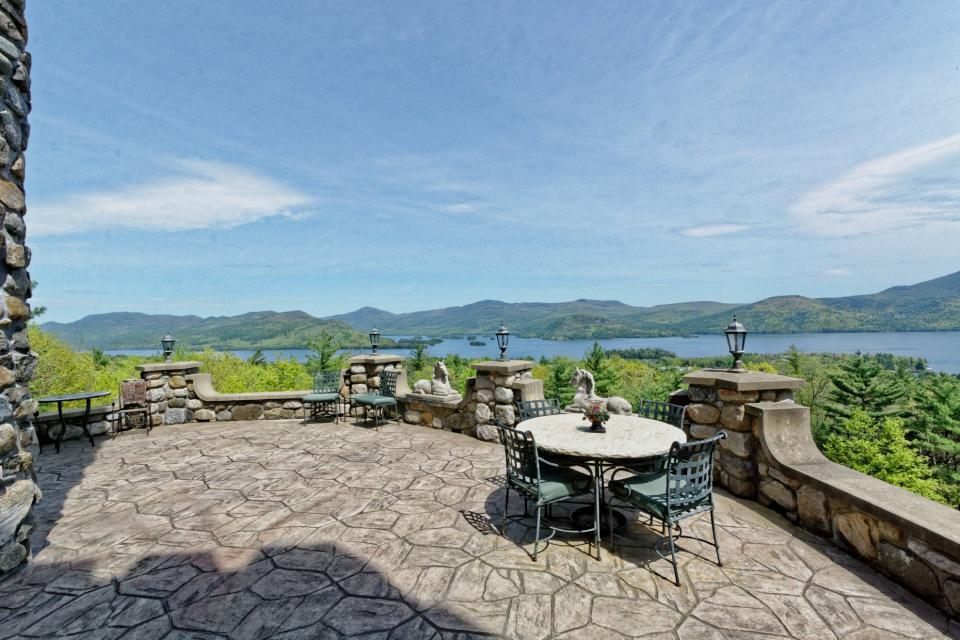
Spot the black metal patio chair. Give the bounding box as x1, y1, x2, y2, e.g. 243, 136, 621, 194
636, 399, 687, 429
607, 432, 726, 585
517, 398, 562, 422
350, 369, 400, 427
302, 371, 343, 424
110, 379, 152, 436
495, 421, 599, 561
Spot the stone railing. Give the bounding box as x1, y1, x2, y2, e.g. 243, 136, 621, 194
679, 368, 960, 617
399, 359, 543, 441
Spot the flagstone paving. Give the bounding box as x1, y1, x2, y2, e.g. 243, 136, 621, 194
0, 419, 957, 639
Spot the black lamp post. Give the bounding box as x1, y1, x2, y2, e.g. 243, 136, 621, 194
161, 334, 175, 363
369, 327, 381, 355
724, 316, 747, 371
495, 322, 510, 361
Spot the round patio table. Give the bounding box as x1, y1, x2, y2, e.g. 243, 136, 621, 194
520, 413, 687, 532
35, 391, 110, 454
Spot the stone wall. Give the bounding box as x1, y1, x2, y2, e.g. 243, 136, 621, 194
33, 406, 110, 444
137, 361, 317, 424
398, 359, 544, 441
0, 0, 34, 576
746, 401, 960, 617
681, 369, 960, 618
677, 369, 803, 499
344, 354, 405, 419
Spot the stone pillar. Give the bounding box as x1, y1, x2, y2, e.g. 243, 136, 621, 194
136, 361, 203, 426
345, 354, 404, 417
681, 369, 803, 499
0, 1, 34, 576
467, 360, 538, 441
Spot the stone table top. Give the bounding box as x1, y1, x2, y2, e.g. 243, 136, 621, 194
520, 413, 687, 460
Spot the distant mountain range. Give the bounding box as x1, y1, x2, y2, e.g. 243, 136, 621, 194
41, 270, 960, 349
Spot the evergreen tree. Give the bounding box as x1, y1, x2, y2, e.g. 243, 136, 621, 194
543, 357, 576, 407
823, 410, 946, 503
910, 375, 960, 470
305, 330, 342, 374
247, 349, 267, 366
824, 353, 908, 425
408, 343, 428, 373
580, 342, 618, 396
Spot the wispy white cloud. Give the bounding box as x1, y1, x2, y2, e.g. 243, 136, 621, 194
823, 268, 851, 276
29, 159, 313, 236
681, 224, 749, 238
790, 133, 960, 237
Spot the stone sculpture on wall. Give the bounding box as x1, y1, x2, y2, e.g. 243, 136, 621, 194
412, 361, 460, 400
569, 367, 632, 415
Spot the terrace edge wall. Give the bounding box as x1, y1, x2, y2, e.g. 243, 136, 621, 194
0, 0, 36, 576
682, 369, 960, 617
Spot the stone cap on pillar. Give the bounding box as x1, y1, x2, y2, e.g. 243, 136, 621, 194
683, 369, 804, 391
347, 354, 404, 365
471, 360, 535, 374
136, 361, 203, 374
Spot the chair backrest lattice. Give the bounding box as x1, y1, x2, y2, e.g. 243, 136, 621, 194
313, 371, 341, 394
666, 433, 725, 512
518, 399, 561, 421
119, 379, 148, 408
495, 421, 540, 488
637, 399, 687, 429
379, 370, 400, 398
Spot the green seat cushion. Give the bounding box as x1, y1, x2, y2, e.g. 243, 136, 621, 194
303, 393, 340, 402
609, 471, 709, 520
350, 394, 396, 406
512, 465, 592, 503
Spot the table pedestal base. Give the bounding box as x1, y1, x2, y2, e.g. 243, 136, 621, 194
571, 506, 627, 535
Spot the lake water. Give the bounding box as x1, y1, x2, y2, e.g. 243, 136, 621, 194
109, 331, 960, 373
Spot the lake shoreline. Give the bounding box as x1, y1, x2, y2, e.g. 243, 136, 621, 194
107, 331, 960, 374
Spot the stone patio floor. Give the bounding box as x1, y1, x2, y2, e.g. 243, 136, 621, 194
0, 419, 957, 639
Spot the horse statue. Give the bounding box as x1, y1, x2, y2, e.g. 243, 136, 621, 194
412, 361, 456, 396
569, 367, 632, 415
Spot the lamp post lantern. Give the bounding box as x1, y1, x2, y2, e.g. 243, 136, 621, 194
161, 334, 175, 363
724, 316, 747, 371
369, 327, 381, 355
495, 322, 510, 361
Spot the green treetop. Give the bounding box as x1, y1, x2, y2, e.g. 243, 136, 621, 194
580, 342, 618, 396
824, 353, 908, 425
822, 410, 946, 504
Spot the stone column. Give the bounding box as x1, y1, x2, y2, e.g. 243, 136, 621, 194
467, 360, 539, 441
345, 354, 404, 417
0, 1, 34, 576
136, 361, 203, 426
680, 369, 803, 499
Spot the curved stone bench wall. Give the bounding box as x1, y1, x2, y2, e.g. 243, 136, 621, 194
682, 369, 960, 618
33, 406, 111, 443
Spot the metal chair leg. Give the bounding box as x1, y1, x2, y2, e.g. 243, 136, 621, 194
710, 509, 722, 567
593, 476, 602, 560
533, 504, 542, 561
608, 501, 615, 547
502, 486, 510, 536
667, 521, 679, 585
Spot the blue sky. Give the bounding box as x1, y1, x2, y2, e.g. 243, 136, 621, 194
25, 1, 960, 323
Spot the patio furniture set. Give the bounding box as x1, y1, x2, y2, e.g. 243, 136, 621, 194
301, 369, 400, 426
498, 397, 724, 585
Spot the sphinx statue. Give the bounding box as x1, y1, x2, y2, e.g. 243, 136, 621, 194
569, 366, 632, 415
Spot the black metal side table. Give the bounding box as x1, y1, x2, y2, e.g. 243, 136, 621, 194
35, 391, 110, 453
